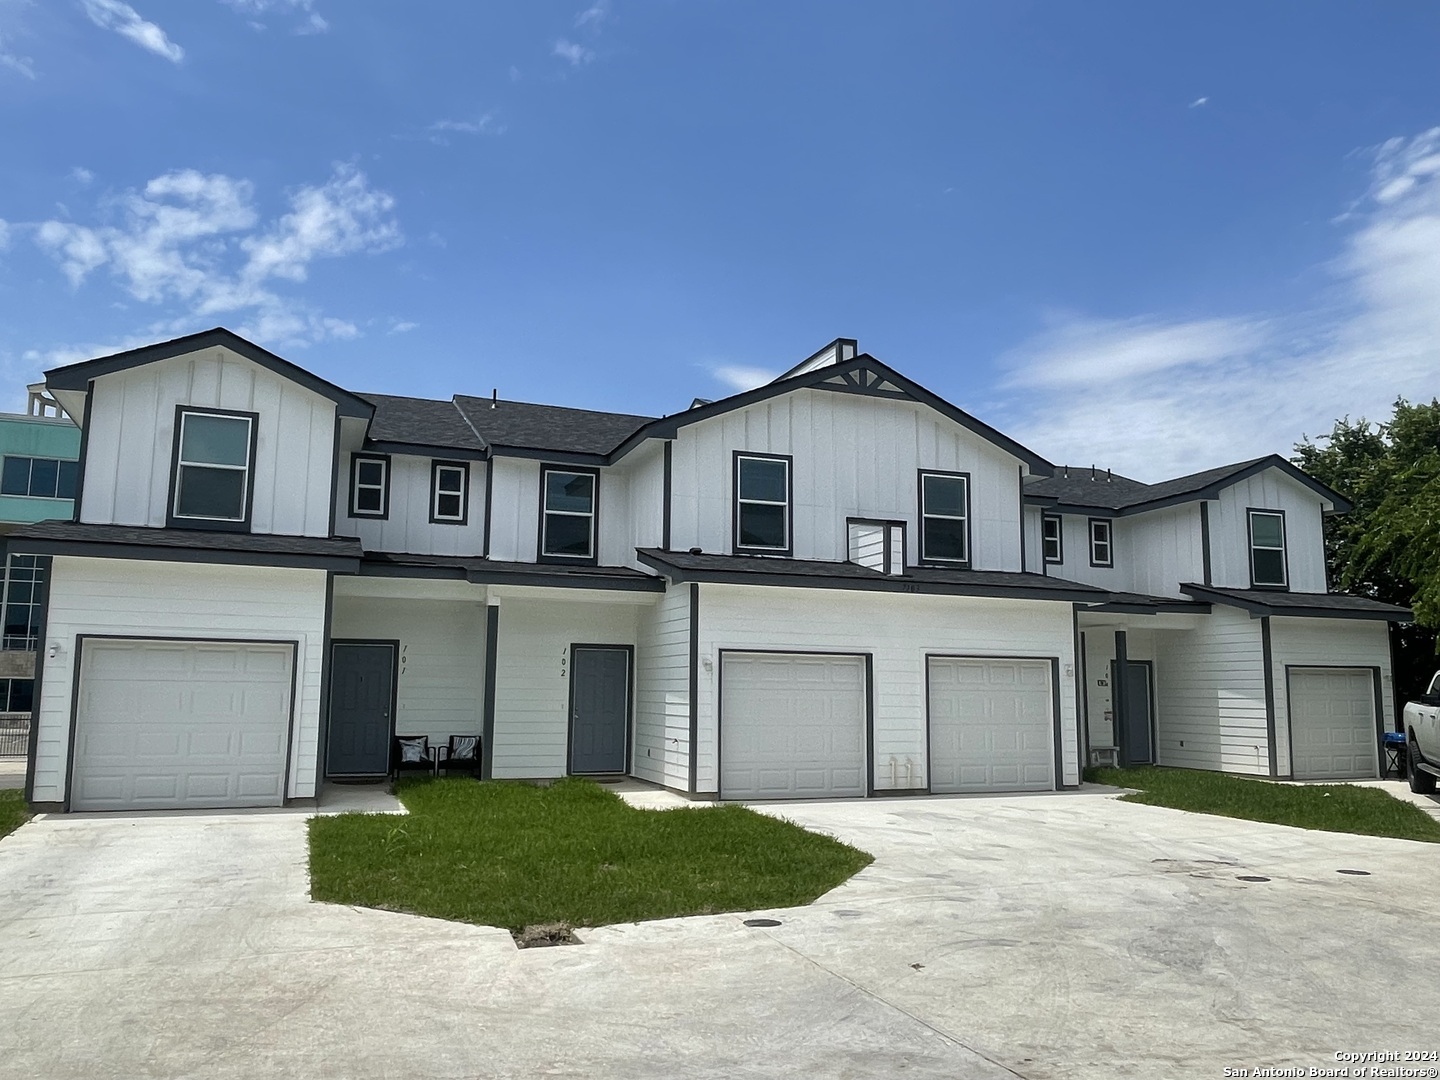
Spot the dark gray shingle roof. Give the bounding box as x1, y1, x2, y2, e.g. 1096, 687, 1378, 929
453, 396, 655, 456
359, 394, 485, 452
1179, 583, 1412, 621
7, 520, 362, 568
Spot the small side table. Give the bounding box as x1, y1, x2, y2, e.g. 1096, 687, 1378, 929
427, 744, 449, 777
1382, 731, 1407, 780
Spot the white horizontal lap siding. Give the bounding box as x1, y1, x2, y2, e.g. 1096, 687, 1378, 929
1211, 471, 1328, 592
1270, 617, 1392, 778
339, 453, 485, 556
1153, 606, 1269, 775
486, 458, 540, 562
31, 557, 327, 804
490, 598, 640, 779
633, 586, 691, 789
694, 584, 1078, 794
330, 597, 485, 743
670, 389, 1023, 570
1123, 505, 1204, 599
82, 346, 335, 536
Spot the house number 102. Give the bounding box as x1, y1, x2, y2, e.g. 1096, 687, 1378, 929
560, 648, 567, 678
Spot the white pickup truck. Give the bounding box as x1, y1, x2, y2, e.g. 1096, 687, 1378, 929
1404, 671, 1440, 794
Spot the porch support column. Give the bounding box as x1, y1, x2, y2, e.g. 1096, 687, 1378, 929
481, 599, 499, 781
1113, 629, 1129, 766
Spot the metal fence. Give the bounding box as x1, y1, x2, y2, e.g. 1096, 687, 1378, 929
0, 714, 29, 758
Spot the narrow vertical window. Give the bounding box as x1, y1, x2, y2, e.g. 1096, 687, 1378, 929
1088, 519, 1113, 568
1042, 514, 1063, 564
734, 454, 791, 553
1248, 510, 1287, 587
430, 461, 469, 524
918, 471, 969, 563
170, 409, 254, 526
1, 555, 43, 650
349, 455, 390, 519
541, 467, 598, 559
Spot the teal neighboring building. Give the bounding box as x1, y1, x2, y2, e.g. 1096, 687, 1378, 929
0, 394, 80, 739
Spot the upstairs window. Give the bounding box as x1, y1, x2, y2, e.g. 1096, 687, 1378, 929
1, 456, 78, 500
430, 461, 469, 524
2, 554, 43, 650
349, 455, 390, 519
847, 519, 905, 575
1248, 510, 1287, 588
170, 408, 254, 526
918, 471, 969, 564
541, 468, 597, 560
734, 454, 791, 553
1042, 514, 1063, 564
1088, 519, 1113, 567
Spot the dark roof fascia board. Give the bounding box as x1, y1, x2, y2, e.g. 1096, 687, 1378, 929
44, 328, 375, 420
364, 439, 488, 462
358, 559, 470, 581
465, 565, 665, 592
9, 536, 361, 573
1178, 583, 1412, 622
1081, 600, 1213, 615
1022, 496, 1120, 518
635, 551, 1102, 602
487, 444, 609, 466
608, 355, 1055, 474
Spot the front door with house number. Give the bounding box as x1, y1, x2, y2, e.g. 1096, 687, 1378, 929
569, 646, 630, 775
327, 642, 396, 776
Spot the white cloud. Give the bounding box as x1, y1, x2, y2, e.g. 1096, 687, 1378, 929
428, 111, 503, 143
996, 127, 1440, 480
0, 30, 34, 78
0, 218, 10, 250
80, 0, 184, 62
69, 166, 95, 185
218, 0, 327, 34
389, 320, 418, 334
31, 163, 401, 349
553, 38, 593, 66
710, 364, 777, 393
575, 1, 607, 28
1189, 96, 1208, 108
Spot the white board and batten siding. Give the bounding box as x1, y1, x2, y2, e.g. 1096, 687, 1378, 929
669, 389, 1027, 571
693, 583, 1079, 794
80, 346, 335, 537
632, 585, 691, 790
29, 557, 328, 805
1210, 470, 1329, 592
330, 594, 487, 743
1152, 606, 1269, 775
1044, 505, 1204, 599
336, 452, 486, 556
600, 441, 666, 570
1270, 616, 1391, 779
489, 594, 644, 779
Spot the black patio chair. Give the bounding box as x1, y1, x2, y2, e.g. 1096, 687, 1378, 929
391, 734, 433, 780
442, 734, 481, 777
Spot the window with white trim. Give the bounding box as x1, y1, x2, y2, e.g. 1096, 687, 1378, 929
847, 519, 905, 575
350, 455, 389, 518
918, 471, 969, 563
1088, 519, 1113, 567
734, 455, 790, 552
1042, 514, 1063, 564
541, 468, 597, 559
430, 462, 468, 524
1248, 510, 1287, 587
172, 410, 253, 524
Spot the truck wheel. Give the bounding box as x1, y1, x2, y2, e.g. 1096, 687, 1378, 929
1409, 739, 1438, 795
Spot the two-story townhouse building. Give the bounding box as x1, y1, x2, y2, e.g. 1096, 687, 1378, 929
7, 328, 1410, 812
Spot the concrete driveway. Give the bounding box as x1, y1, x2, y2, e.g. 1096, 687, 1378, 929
2, 790, 1438, 1080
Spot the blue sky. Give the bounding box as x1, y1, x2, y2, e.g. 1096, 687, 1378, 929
2, 2, 1438, 478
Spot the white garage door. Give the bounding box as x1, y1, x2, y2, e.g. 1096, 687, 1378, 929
720, 652, 867, 800
928, 657, 1054, 793
1289, 667, 1378, 780
70, 639, 294, 811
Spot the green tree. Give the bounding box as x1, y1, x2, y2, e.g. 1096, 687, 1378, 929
1294, 399, 1440, 700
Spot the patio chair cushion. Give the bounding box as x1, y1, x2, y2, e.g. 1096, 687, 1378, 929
396, 736, 429, 764
449, 735, 479, 760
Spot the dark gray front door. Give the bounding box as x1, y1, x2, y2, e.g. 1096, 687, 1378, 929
570, 646, 630, 775
1115, 660, 1154, 767
327, 643, 395, 776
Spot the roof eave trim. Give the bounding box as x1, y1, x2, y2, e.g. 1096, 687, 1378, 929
464, 566, 666, 592
1178, 583, 1413, 622
8, 537, 361, 573
364, 439, 488, 461
488, 444, 611, 466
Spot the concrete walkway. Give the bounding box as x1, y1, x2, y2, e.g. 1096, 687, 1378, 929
1, 790, 1438, 1079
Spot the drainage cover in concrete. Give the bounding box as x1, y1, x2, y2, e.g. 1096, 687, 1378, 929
1336, 869, 1371, 876
743, 918, 782, 928
833, 910, 863, 918
1236, 875, 1271, 882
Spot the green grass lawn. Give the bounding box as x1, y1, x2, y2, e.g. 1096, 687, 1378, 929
0, 789, 30, 840
308, 777, 873, 931
1088, 765, 1440, 844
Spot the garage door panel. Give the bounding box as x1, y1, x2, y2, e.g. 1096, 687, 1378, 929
70, 640, 294, 811
929, 657, 1054, 794
1289, 668, 1378, 780
721, 653, 867, 800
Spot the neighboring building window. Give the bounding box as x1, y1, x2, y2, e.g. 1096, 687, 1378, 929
1, 456, 78, 499
734, 454, 791, 553
349, 455, 390, 519
847, 518, 905, 575
1, 555, 43, 651
171, 408, 254, 525
918, 471, 969, 563
430, 461, 469, 524
0, 677, 33, 712
1248, 509, 1287, 587
541, 467, 597, 559
1089, 519, 1113, 567
1042, 514, 1063, 564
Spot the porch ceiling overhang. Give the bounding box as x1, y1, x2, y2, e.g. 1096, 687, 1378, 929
1077, 591, 1212, 616
359, 552, 666, 592
1179, 582, 1414, 622
635, 548, 1110, 602
5, 519, 363, 572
